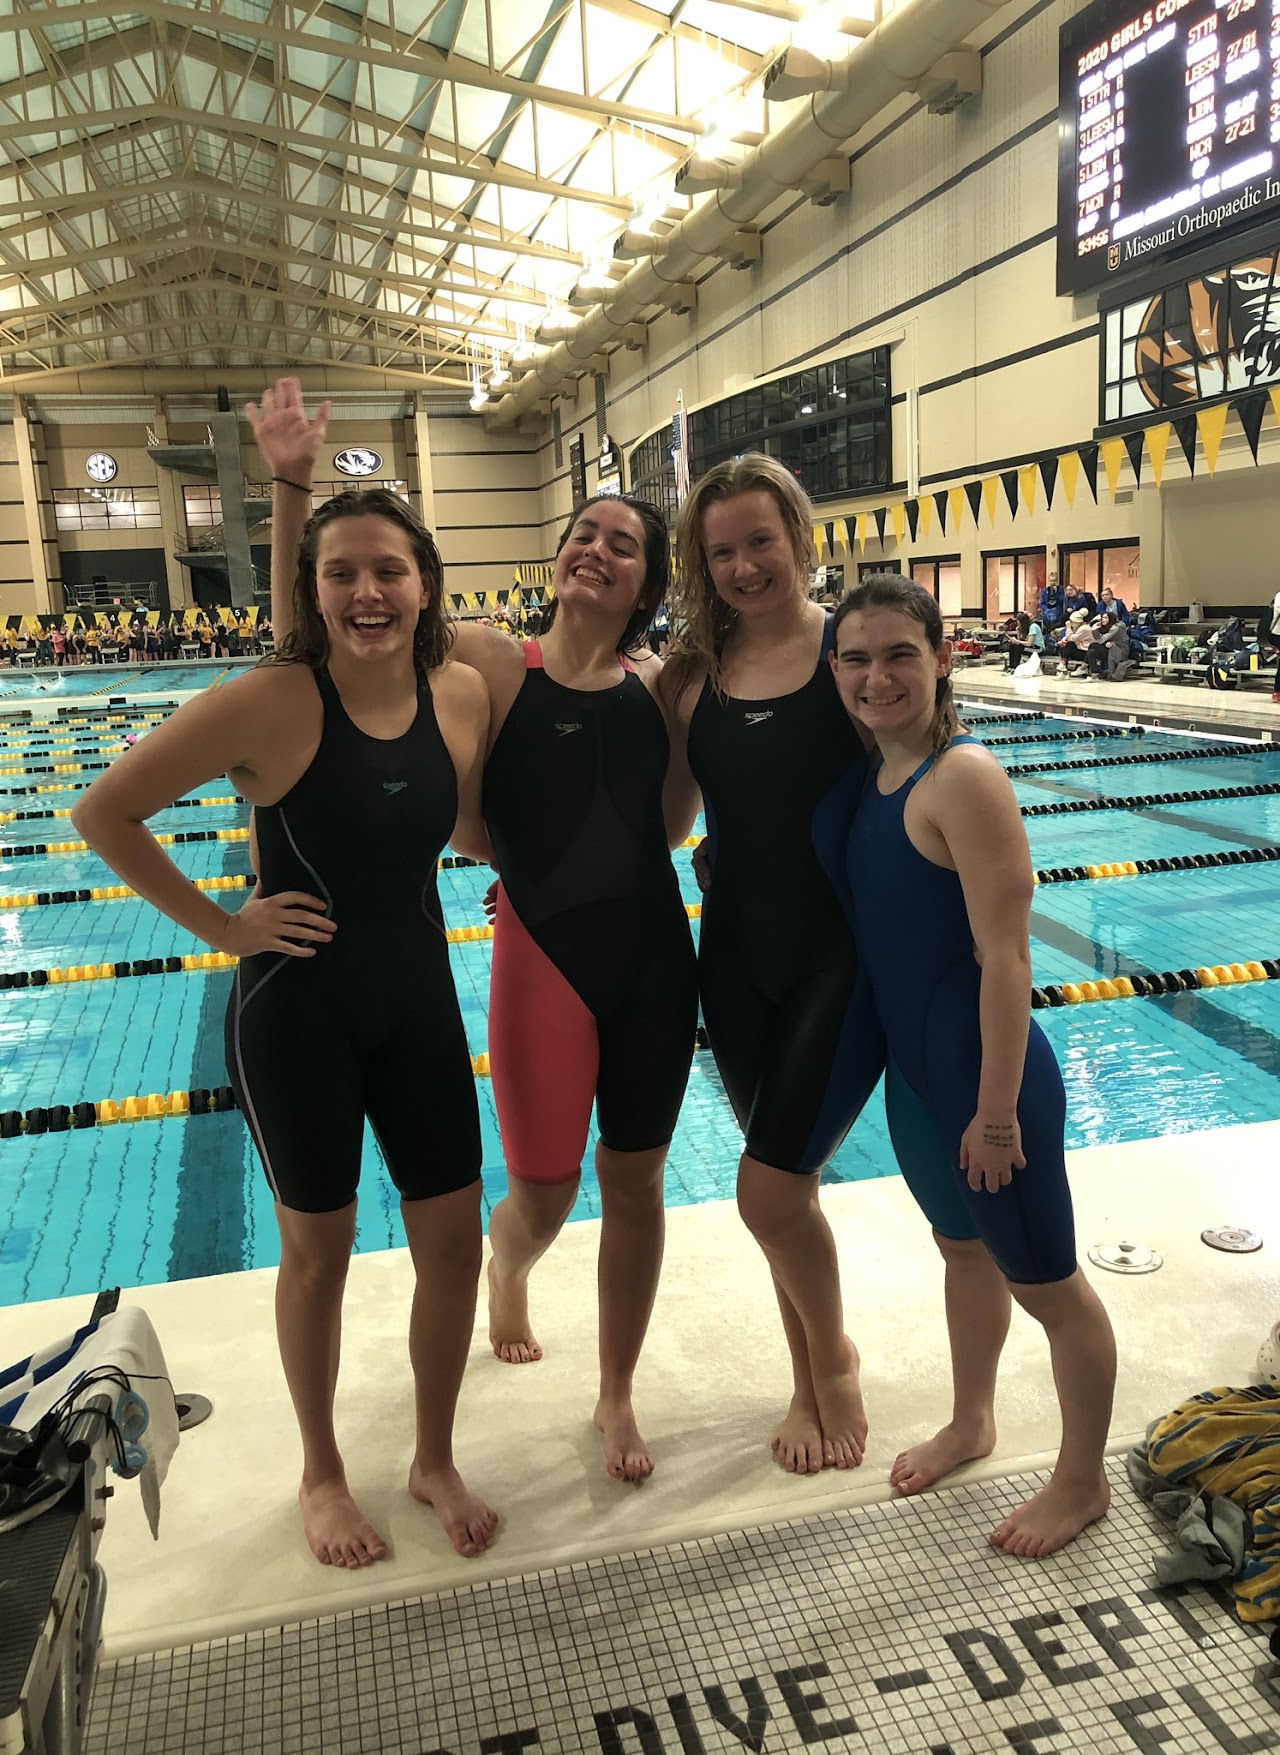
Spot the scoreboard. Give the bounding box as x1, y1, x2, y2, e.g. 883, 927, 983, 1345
1058, 0, 1280, 294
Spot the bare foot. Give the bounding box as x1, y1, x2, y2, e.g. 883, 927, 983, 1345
408, 1461, 499, 1558
771, 1394, 825, 1474
989, 1472, 1111, 1559
594, 1396, 654, 1484
891, 1416, 996, 1496
299, 1477, 387, 1569
812, 1336, 868, 1469
487, 1258, 542, 1364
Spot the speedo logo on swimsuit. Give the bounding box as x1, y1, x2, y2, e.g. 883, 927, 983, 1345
743, 710, 774, 726
555, 722, 583, 736
383, 780, 408, 794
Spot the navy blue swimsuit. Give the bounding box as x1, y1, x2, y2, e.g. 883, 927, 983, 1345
845, 737, 1076, 1284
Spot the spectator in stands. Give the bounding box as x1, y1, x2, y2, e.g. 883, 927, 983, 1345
1251, 591, 1280, 703
1099, 584, 1130, 625
51, 625, 66, 666
1059, 610, 1095, 677
1064, 584, 1096, 621
1085, 614, 1131, 681
35, 629, 54, 665
1039, 578, 1064, 630
84, 623, 104, 665
1005, 610, 1044, 672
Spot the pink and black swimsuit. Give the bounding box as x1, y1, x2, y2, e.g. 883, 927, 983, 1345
483, 640, 698, 1183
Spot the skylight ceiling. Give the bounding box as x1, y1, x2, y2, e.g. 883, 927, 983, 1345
0, 0, 878, 395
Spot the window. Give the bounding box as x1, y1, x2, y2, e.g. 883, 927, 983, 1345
54, 486, 161, 531
183, 480, 410, 539
626, 431, 680, 528
628, 346, 892, 525
910, 555, 964, 617
981, 549, 1046, 622
1060, 541, 1140, 608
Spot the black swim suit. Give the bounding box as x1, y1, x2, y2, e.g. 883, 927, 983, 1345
483, 642, 697, 1181
687, 616, 884, 1174
225, 666, 481, 1213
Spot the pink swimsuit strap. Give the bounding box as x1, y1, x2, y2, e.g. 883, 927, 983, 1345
524, 638, 635, 676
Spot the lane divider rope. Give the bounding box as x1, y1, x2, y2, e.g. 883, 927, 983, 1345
1006, 744, 1272, 777
1020, 780, 1280, 817
2, 793, 244, 818
981, 726, 1144, 748
3, 956, 1274, 1141
958, 709, 1047, 725
1032, 845, 1280, 884
0, 901, 705, 983
0, 760, 113, 779
4, 828, 252, 859
1034, 958, 1279, 1008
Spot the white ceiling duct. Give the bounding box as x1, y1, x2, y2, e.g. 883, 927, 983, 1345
489, 0, 1007, 426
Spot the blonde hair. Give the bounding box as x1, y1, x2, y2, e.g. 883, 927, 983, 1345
669, 452, 815, 695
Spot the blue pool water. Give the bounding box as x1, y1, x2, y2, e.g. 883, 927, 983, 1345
2, 699, 1279, 1307
0, 660, 247, 701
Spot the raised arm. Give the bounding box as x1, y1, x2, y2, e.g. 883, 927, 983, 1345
928, 746, 1034, 1193
244, 377, 330, 643
71, 673, 335, 959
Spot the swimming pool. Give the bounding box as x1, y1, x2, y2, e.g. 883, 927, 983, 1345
2, 698, 1278, 1306
0, 660, 248, 701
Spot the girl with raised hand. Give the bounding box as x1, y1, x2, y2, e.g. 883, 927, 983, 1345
256, 379, 697, 1488
829, 573, 1116, 1558
659, 454, 885, 1477
74, 453, 497, 1572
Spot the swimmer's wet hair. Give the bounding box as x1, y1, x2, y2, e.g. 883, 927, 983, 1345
669, 452, 815, 696
542, 493, 671, 655
833, 572, 965, 757
272, 489, 451, 676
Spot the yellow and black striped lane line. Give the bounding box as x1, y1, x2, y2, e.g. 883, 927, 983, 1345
1034, 959, 1279, 1008
4, 946, 1277, 1140
0, 904, 706, 984
2, 793, 244, 818
1032, 845, 1280, 884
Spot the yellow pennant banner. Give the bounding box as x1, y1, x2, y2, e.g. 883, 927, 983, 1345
889, 503, 905, 547
832, 517, 849, 556
855, 514, 868, 554
1058, 451, 1080, 510
1145, 423, 1171, 488
918, 498, 932, 542
948, 486, 965, 532
1099, 437, 1126, 498
1017, 465, 1037, 516
981, 477, 998, 524
1197, 403, 1229, 474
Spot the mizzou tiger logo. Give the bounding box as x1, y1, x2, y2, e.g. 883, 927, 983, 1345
1134, 255, 1280, 409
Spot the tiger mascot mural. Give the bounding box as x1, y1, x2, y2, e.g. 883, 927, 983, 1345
1134, 255, 1280, 409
